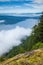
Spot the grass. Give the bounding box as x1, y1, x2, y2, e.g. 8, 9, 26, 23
0, 48, 43, 65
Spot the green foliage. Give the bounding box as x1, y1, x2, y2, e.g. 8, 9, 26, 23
0, 57, 5, 62
33, 14, 43, 42
32, 42, 43, 50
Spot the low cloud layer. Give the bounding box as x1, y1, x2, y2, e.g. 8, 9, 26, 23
0, 26, 31, 56
0, 20, 5, 23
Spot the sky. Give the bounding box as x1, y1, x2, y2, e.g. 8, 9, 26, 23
0, 0, 43, 56
0, 0, 43, 13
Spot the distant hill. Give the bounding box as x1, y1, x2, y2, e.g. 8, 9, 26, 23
0, 15, 40, 25
0, 48, 43, 65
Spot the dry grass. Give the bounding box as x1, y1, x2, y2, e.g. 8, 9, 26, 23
0, 48, 43, 65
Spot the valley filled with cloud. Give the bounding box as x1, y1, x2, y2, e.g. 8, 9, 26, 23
0, 26, 31, 56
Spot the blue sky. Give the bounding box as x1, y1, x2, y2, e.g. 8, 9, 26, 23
0, 0, 43, 13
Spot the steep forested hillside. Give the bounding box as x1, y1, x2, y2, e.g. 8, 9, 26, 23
0, 13, 43, 62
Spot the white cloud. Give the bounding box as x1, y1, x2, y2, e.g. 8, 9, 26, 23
0, 20, 5, 23
34, 0, 43, 4
33, 0, 43, 11
0, 26, 31, 56
0, 7, 42, 14
0, 0, 43, 13
24, 0, 43, 12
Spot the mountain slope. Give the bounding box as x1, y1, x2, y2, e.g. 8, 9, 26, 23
0, 48, 43, 65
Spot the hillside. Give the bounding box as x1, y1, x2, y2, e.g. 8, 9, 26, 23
0, 15, 39, 25
0, 13, 43, 65
0, 13, 43, 60
0, 48, 43, 65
